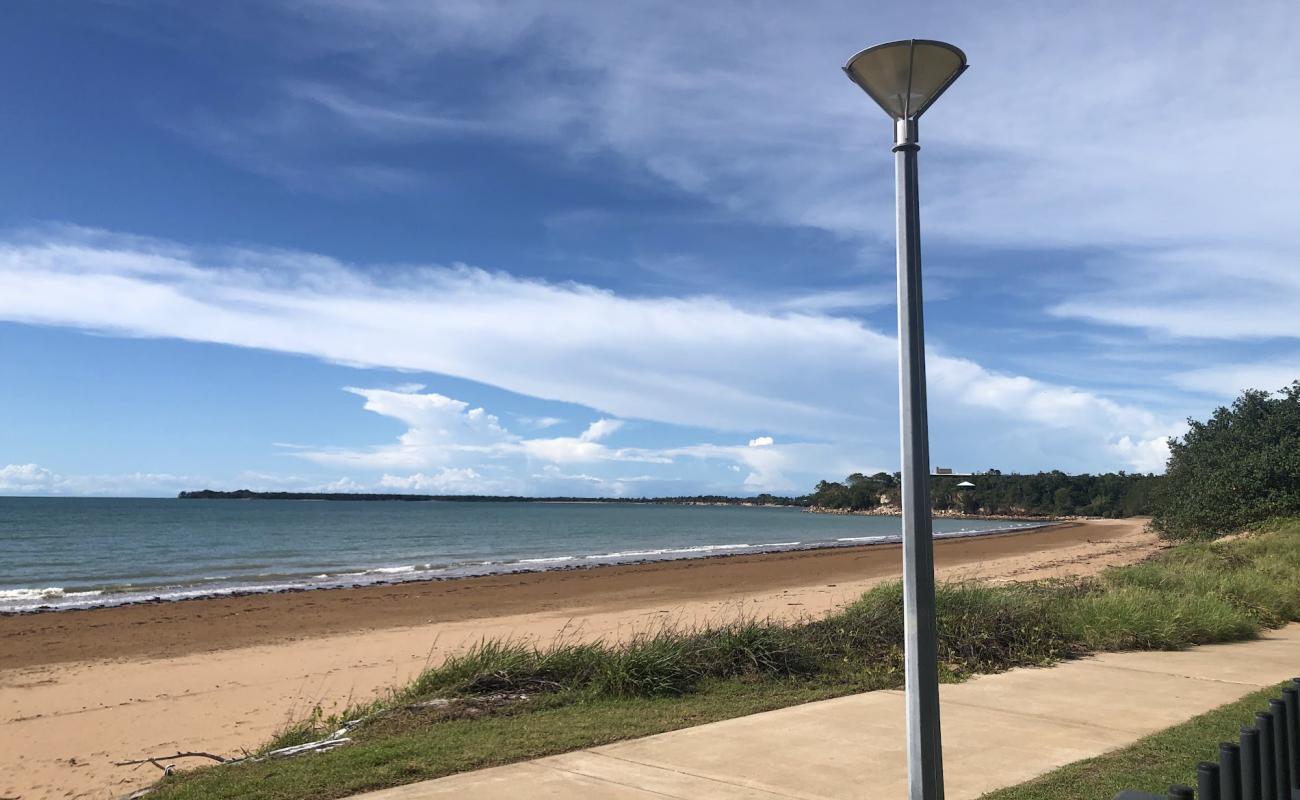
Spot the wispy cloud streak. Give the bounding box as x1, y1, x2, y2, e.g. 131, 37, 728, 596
0, 227, 1177, 471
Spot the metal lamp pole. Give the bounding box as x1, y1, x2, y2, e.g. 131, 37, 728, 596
894, 110, 943, 800
843, 39, 968, 800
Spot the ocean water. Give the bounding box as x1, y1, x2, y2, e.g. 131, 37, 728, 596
0, 497, 1046, 613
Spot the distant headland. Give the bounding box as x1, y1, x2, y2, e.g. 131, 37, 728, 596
176, 489, 799, 505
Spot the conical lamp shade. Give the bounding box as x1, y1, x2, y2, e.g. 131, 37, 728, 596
844, 39, 966, 120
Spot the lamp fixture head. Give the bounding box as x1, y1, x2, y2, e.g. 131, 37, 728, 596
843, 39, 967, 124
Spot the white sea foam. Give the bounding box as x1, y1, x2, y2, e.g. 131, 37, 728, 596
585, 543, 752, 560
0, 587, 103, 602
518, 556, 575, 564
580, 540, 805, 561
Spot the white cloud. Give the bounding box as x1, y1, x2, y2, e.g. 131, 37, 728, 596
1049, 247, 1300, 342
377, 469, 484, 492
144, 0, 1297, 456
514, 418, 646, 465
657, 442, 852, 494
0, 463, 203, 496
208, 3, 1298, 282
292, 386, 509, 469
0, 227, 1176, 472
579, 418, 622, 442
287, 386, 869, 494
776, 288, 896, 315
518, 416, 563, 429
0, 464, 57, 493
288, 387, 655, 470
1172, 362, 1300, 398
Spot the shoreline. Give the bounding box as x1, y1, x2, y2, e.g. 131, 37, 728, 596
0, 520, 1102, 671
1, 519, 1158, 800
1, 518, 1054, 617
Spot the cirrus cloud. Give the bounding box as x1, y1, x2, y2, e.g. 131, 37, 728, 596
0, 226, 1177, 476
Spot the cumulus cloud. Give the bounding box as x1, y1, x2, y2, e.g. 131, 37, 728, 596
0, 464, 58, 493
281, 386, 862, 494
0, 227, 1176, 473
377, 469, 485, 493
0, 463, 203, 496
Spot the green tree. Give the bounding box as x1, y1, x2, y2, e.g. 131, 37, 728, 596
1152, 382, 1300, 539
805, 470, 1156, 517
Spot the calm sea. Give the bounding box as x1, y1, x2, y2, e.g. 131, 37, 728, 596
0, 498, 1045, 613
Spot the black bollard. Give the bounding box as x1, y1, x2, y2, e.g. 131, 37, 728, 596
1258, 711, 1276, 800
1199, 761, 1222, 800
1283, 687, 1299, 791
1168, 785, 1193, 800
1270, 699, 1289, 799
1242, 726, 1262, 800
1220, 742, 1242, 800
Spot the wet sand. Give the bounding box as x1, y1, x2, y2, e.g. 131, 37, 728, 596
0, 518, 1158, 800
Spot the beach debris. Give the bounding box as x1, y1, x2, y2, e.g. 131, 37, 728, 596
262, 736, 353, 759
113, 750, 230, 771
114, 719, 363, 797
114, 693, 534, 797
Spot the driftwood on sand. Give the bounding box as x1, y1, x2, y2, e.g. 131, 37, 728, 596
115, 718, 362, 797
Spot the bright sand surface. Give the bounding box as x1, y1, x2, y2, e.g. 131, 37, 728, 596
0, 518, 1158, 800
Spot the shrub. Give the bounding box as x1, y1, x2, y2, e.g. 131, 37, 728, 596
1153, 382, 1300, 539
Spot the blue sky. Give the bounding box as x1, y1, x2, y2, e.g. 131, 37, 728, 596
2, 0, 1298, 497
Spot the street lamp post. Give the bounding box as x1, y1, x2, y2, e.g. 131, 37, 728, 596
842, 39, 968, 800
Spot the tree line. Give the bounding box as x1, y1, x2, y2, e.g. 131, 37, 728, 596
805, 381, 1300, 537
803, 470, 1158, 518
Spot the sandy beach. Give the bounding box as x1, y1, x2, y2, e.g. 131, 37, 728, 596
0, 518, 1158, 800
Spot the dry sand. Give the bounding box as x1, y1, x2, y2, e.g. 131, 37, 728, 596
0, 518, 1158, 800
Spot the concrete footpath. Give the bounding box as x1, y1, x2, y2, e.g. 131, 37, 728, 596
356, 625, 1300, 799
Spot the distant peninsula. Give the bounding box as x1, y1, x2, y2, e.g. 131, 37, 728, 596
176, 489, 801, 505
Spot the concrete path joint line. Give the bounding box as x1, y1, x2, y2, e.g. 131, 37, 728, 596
930, 694, 1148, 736
584, 750, 803, 799
1082, 660, 1272, 687
540, 762, 688, 799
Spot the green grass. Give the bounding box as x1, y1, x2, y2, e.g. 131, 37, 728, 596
980, 681, 1296, 800
147, 680, 886, 800
150, 520, 1300, 800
